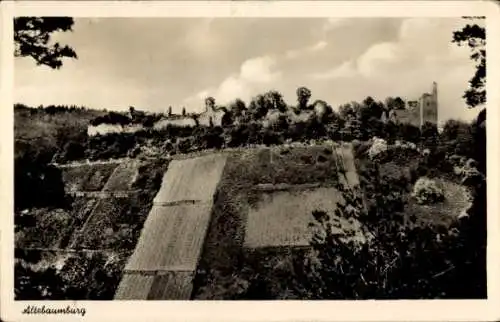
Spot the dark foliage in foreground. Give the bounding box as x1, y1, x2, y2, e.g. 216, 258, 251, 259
14, 151, 70, 211
15, 249, 126, 300
293, 160, 486, 299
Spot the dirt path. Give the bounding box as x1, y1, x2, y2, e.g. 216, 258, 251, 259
114, 153, 227, 300
334, 143, 360, 188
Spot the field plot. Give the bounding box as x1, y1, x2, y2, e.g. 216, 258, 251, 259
192, 153, 252, 294
244, 187, 364, 248
77, 196, 140, 250
153, 154, 227, 204
61, 163, 118, 192
70, 196, 100, 223
125, 203, 213, 272
231, 144, 353, 187
115, 271, 194, 300
146, 272, 194, 300
114, 273, 155, 300
102, 160, 140, 192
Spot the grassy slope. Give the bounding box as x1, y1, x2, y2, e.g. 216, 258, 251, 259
14, 107, 105, 160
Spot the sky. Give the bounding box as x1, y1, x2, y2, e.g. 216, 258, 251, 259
14, 17, 482, 123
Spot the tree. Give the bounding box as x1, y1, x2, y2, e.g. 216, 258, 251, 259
359, 97, 384, 121
296, 86, 312, 110
248, 94, 269, 120
440, 119, 475, 157
182, 107, 186, 116
471, 110, 486, 174
228, 99, 247, 118
312, 99, 333, 123
229, 99, 246, 116
339, 103, 355, 120
385, 97, 405, 111
264, 90, 288, 113
452, 17, 486, 108
168, 106, 172, 116
14, 17, 77, 69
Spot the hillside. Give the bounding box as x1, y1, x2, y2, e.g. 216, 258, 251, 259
13, 101, 486, 300
15, 138, 477, 300
14, 104, 106, 161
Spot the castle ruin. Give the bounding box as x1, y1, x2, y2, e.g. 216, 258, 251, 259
384, 82, 438, 129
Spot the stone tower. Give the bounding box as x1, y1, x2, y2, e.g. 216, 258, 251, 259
419, 81, 438, 128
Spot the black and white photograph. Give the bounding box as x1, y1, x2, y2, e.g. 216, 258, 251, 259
1, 1, 499, 321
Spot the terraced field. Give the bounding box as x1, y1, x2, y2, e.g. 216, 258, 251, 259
115, 154, 227, 300
75, 196, 137, 249
153, 154, 228, 204
15, 158, 171, 300
15, 197, 99, 249
125, 203, 214, 272
61, 163, 118, 192
102, 160, 140, 192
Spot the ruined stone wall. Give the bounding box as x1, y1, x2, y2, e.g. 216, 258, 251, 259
420, 92, 438, 126
389, 82, 438, 128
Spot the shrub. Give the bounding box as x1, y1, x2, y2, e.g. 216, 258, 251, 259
368, 137, 388, 160
412, 177, 445, 205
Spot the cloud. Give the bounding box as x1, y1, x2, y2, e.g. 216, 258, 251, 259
184, 55, 282, 108
357, 42, 399, 77
285, 40, 328, 59
310, 61, 357, 80
306, 18, 480, 122
240, 56, 281, 83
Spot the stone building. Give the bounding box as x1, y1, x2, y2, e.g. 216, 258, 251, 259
197, 97, 227, 127
382, 82, 438, 129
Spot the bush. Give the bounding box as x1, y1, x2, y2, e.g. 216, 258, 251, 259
412, 177, 445, 205
368, 137, 388, 160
